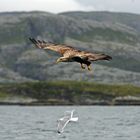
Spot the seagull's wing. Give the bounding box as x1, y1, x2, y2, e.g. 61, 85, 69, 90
57, 116, 70, 133
70, 117, 78, 122
64, 110, 75, 118
70, 110, 75, 118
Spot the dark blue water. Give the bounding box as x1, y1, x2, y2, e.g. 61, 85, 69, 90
0, 106, 140, 140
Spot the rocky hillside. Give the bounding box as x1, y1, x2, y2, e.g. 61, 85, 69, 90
0, 11, 140, 85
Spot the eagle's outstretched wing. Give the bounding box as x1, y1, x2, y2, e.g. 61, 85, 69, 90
64, 50, 112, 62
29, 38, 75, 55
76, 52, 112, 61
88, 53, 112, 61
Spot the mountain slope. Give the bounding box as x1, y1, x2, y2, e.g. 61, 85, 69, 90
60, 11, 140, 32
0, 11, 140, 85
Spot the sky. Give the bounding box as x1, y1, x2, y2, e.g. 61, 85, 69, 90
0, 0, 139, 14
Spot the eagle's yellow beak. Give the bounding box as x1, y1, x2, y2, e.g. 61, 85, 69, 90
56, 59, 60, 64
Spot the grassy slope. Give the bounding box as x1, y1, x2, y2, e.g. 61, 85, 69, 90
0, 81, 140, 105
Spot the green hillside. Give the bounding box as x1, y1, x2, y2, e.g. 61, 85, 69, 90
0, 11, 140, 85
0, 81, 140, 105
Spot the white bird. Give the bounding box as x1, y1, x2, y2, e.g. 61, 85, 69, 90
57, 110, 78, 134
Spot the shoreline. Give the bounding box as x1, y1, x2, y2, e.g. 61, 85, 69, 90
0, 99, 140, 106
0, 81, 140, 106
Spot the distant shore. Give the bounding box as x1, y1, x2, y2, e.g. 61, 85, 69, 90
0, 96, 140, 106
0, 81, 140, 106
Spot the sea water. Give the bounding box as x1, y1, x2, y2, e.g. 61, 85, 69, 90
0, 106, 140, 140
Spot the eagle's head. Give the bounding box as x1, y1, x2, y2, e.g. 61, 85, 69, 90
56, 57, 69, 63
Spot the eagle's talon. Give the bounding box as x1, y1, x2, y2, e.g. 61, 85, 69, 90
87, 65, 92, 71
81, 64, 86, 69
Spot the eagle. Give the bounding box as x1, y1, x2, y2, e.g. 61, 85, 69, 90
29, 38, 112, 71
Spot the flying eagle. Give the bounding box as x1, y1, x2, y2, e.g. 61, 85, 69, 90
29, 38, 112, 71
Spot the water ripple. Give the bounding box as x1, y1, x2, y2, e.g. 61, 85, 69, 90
0, 106, 140, 140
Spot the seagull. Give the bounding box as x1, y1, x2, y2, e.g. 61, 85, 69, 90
57, 110, 78, 134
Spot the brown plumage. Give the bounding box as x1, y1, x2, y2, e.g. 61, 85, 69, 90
29, 38, 112, 71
